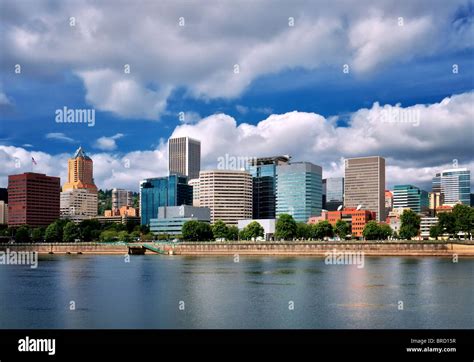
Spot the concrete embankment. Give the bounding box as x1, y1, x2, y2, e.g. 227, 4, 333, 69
1, 241, 473, 256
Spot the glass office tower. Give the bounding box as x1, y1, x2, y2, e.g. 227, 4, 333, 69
432, 168, 471, 205
324, 177, 344, 211
247, 156, 290, 219
276, 162, 322, 222
392, 184, 429, 213
139, 175, 192, 225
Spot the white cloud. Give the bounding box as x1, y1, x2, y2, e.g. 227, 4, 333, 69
0, 92, 12, 106
1, 92, 472, 191
94, 133, 124, 151
45, 132, 76, 143
2, 0, 470, 119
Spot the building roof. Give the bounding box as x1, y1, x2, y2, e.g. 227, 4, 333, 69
73, 146, 91, 160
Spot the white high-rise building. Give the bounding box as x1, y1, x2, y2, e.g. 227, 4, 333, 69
112, 188, 133, 211
432, 168, 471, 205
199, 170, 252, 225
60, 189, 98, 222
169, 137, 201, 180
188, 178, 200, 207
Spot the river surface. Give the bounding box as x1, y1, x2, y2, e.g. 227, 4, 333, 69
0, 255, 472, 328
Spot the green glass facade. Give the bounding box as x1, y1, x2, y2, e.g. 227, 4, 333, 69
276, 162, 322, 222
140, 175, 192, 225
392, 184, 429, 213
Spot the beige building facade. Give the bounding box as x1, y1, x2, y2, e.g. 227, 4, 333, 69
344, 156, 385, 221
199, 170, 252, 225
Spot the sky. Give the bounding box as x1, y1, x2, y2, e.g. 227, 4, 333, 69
0, 0, 473, 192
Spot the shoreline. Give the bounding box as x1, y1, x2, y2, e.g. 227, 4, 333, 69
1, 241, 473, 257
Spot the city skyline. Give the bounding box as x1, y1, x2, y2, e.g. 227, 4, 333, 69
0, 1, 473, 192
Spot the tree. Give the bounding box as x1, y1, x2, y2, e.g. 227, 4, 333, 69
378, 223, 393, 240
118, 231, 131, 242
99, 230, 118, 242
275, 214, 297, 240
430, 224, 442, 240
63, 222, 80, 242
31, 228, 44, 242
212, 220, 229, 240
15, 226, 30, 243
296, 222, 311, 240
141, 233, 154, 241
182, 221, 213, 241
452, 204, 474, 239
44, 222, 61, 242
182, 220, 201, 241
311, 221, 334, 240
438, 212, 456, 239
335, 220, 350, 240
242, 221, 264, 240
363, 221, 380, 240
226, 226, 239, 241
399, 209, 421, 240
197, 222, 213, 241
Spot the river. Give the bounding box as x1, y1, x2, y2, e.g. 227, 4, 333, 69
0, 255, 472, 328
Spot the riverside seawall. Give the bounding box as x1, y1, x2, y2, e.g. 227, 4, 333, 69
1, 242, 473, 256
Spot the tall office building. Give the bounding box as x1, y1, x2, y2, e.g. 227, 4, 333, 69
344, 156, 385, 221
8, 173, 60, 227
0, 188, 7, 203
432, 168, 471, 205
276, 162, 323, 222
0, 200, 8, 225
63, 147, 98, 192
61, 147, 98, 221
324, 177, 344, 211
188, 178, 200, 206
247, 155, 290, 219
112, 188, 133, 211
199, 170, 252, 225
392, 185, 429, 214
169, 136, 201, 180
60, 189, 98, 222
139, 175, 192, 225
429, 192, 444, 216
385, 190, 393, 216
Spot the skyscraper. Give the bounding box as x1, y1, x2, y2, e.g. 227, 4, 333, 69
344, 156, 385, 221
246, 155, 290, 219
324, 177, 344, 211
276, 162, 323, 222
432, 168, 471, 205
199, 170, 253, 225
61, 147, 98, 221
112, 188, 133, 211
392, 185, 429, 214
63, 147, 98, 192
168, 137, 201, 180
139, 175, 192, 225
188, 178, 200, 206
8, 173, 60, 227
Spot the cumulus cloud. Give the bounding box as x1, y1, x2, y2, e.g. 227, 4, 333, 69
45, 132, 76, 143
94, 133, 124, 151
1, 92, 472, 191
1, 0, 471, 119
0, 92, 12, 106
